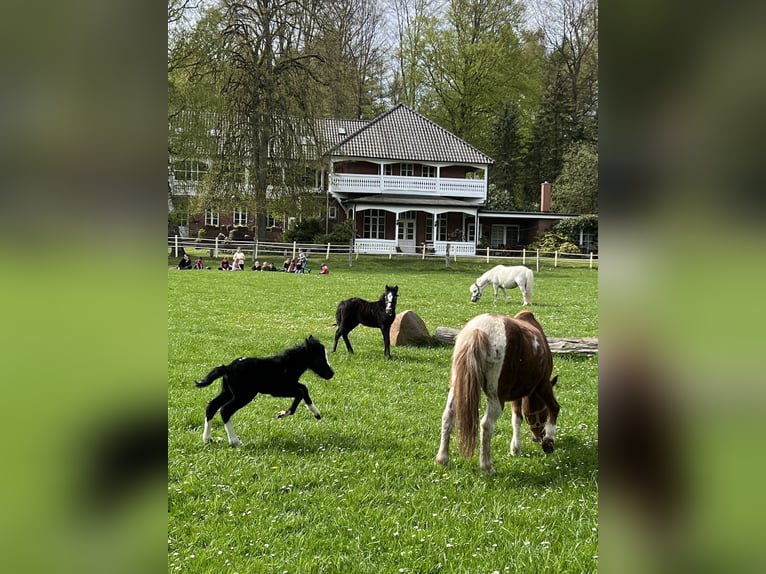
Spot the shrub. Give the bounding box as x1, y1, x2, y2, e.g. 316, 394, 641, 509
558, 242, 581, 254
284, 218, 324, 243
315, 220, 355, 244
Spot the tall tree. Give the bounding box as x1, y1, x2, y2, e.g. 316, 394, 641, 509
418, 0, 528, 149
529, 0, 598, 142
309, 0, 388, 119
551, 140, 597, 214
488, 100, 525, 209
195, 0, 329, 240
388, 0, 441, 108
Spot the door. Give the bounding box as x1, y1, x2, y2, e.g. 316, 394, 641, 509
397, 214, 416, 253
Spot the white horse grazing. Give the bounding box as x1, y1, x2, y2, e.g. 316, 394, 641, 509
469, 265, 534, 306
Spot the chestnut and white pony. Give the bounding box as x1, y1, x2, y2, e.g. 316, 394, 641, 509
469, 265, 534, 306
435, 311, 560, 474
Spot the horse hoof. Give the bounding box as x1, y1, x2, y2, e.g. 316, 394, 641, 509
314, 414, 321, 420
229, 439, 241, 447
435, 455, 449, 467
276, 411, 287, 419
542, 440, 554, 454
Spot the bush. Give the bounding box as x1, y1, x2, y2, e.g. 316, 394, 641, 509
284, 218, 324, 243
558, 242, 581, 254
315, 220, 355, 244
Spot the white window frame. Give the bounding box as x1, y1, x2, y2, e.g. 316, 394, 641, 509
383, 164, 393, 176
422, 165, 437, 178
328, 206, 337, 219
437, 214, 448, 241
233, 208, 248, 227
491, 224, 519, 248
363, 209, 386, 239
204, 209, 219, 227
400, 163, 414, 177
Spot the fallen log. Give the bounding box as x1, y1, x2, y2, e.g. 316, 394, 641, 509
432, 327, 597, 356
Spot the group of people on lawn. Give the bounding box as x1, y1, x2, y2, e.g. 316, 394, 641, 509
176, 247, 328, 274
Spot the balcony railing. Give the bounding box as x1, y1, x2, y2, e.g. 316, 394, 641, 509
354, 238, 476, 256
330, 174, 486, 199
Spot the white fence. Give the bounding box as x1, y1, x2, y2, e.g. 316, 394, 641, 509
168, 236, 598, 269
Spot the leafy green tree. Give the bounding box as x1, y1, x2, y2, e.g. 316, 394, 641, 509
552, 141, 597, 214
417, 0, 528, 149
488, 100, 525, 209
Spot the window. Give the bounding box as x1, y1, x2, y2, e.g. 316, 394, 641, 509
400, 163, 414, 177
363, 209, 385, 239
425, 214, 447, 241
233, 208, 248, 227
265, 212, 275, 228
204, 209, 219, 227
580, 229, 595, 251
491, 224, 519, 248
437, 214, 448, 241
328, 206, 337, 219
173, 160, 208, 181
383, 164, 393, 176
422, 165, 437, 178
466, 222, 475, 242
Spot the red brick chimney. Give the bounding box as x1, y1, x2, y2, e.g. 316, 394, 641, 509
540, 181, 551, 212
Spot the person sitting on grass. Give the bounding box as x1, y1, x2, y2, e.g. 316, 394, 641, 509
193, 257, 204, 269
320, 263, 329, 274
252, 260, 261, 271
218, 257, 231, 271
177, 254, 192, 270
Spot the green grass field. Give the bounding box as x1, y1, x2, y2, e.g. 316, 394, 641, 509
168, 255, 598, 573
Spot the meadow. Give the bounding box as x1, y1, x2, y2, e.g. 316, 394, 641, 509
168, 254, 598, 573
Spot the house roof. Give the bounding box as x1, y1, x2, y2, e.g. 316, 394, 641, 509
325, 104, 494, 166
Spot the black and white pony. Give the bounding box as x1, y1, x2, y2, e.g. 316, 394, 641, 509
195, 335, 334, 446
469, 265, 534, 306
435, 311, 560, 474
332, 285, 399, 360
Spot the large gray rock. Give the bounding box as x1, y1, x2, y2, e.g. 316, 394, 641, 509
391, 310, 432, 347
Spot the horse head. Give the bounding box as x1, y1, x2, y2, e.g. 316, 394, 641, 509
305, 335, 334, 380
384, 285, 399, 316
469, 282, 482, 303
523, 375, 558, 445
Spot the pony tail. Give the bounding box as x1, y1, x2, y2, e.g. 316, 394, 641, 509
453, 328, 489, 458
195, 365, 227, 387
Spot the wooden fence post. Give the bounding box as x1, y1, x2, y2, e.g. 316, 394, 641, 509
174, 235, 178, 257
536, 249, 540, 272
254, 240, 258, 261
326, 243, 331, 260
445, 243, 450, 268
486, 246, 490, 263
292, 241, 297, 259
589, 252, 594, 269
389, 244, 393, 259
554, 250, 558, 268
422, 243, 426, 260
522, 248, 526, 265
215, 236, 219, 258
